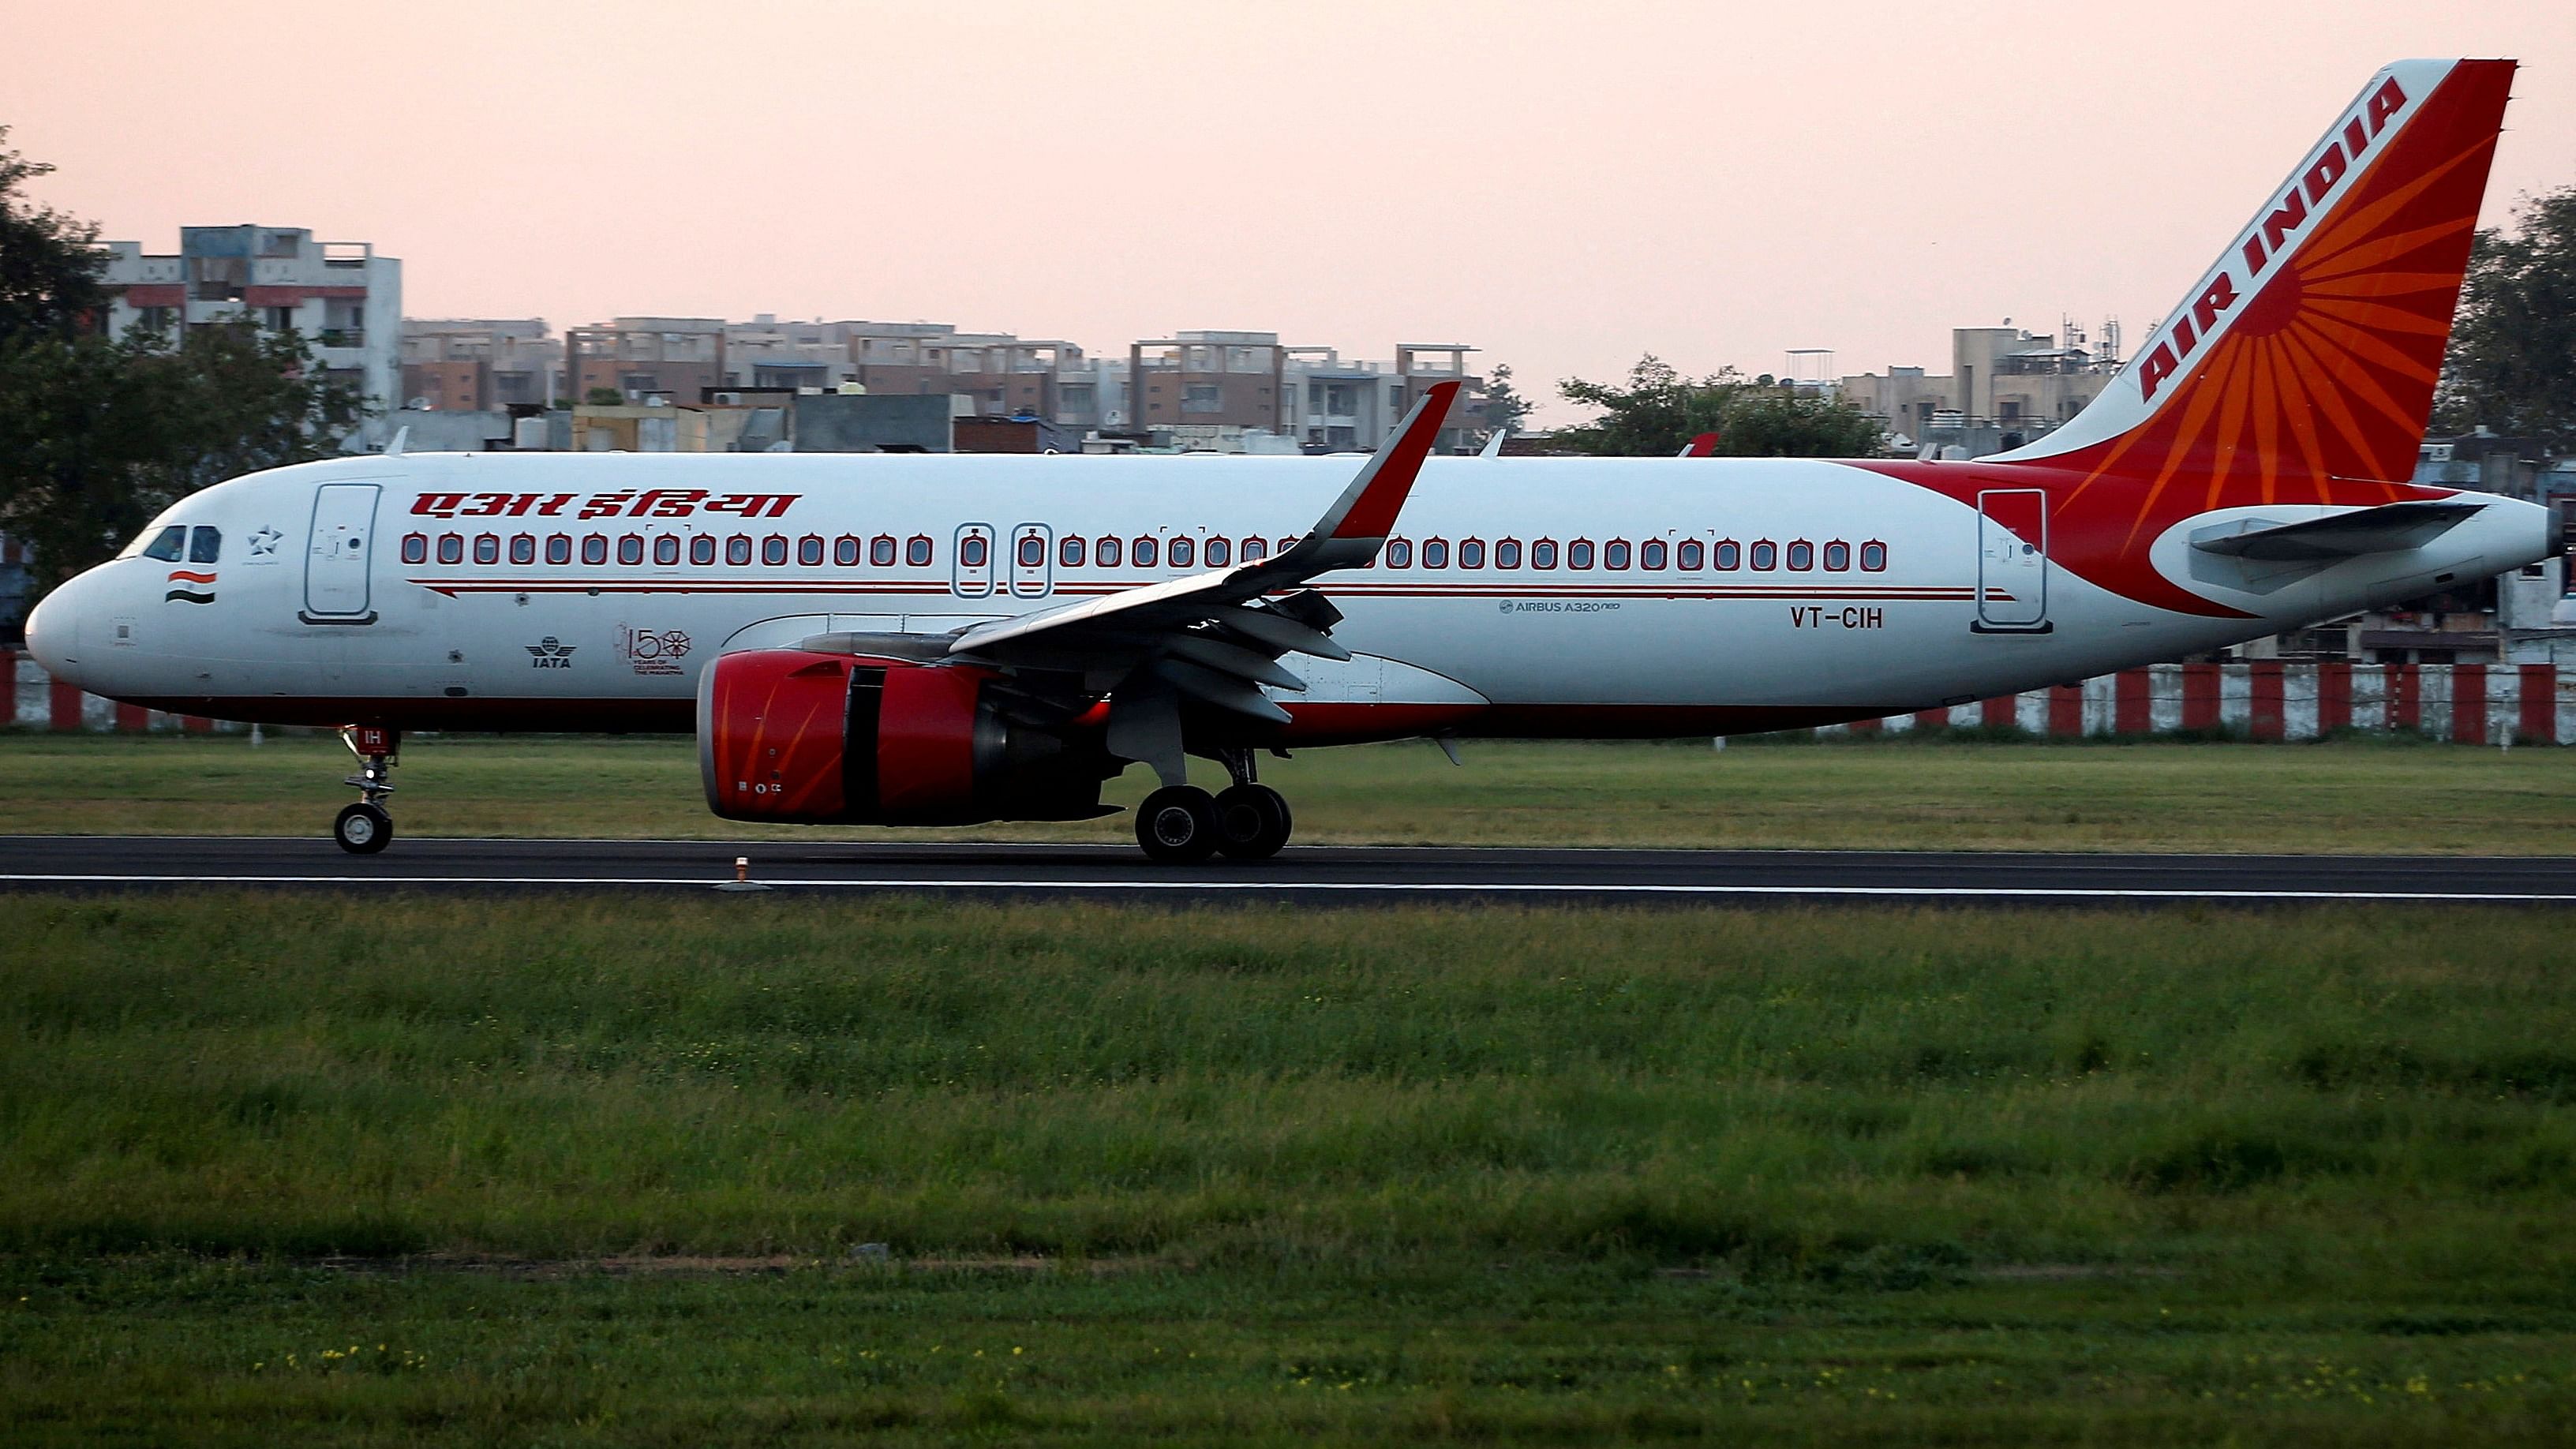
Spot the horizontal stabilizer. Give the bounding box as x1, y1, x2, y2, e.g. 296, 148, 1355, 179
2189, 500, 2486, 561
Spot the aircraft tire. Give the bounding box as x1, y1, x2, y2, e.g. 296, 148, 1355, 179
1212, 784, 1292, 860
1136, 785, 1220, 864
334, 802, 394, 855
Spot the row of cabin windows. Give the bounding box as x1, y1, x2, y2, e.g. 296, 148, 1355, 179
400, 530, 1891, 575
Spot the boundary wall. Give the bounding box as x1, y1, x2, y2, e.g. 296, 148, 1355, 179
9, 650, 2575, 743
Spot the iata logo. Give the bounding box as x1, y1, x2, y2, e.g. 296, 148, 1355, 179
526, 637, 577, 669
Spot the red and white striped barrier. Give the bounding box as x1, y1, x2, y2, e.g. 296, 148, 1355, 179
1829, 662, 2576, 743
7, 649, 2574, 743
6, 650, 226, 734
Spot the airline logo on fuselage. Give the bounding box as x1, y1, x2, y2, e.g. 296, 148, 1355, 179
2135, 74, 2412, 403
410, 489, 800, 522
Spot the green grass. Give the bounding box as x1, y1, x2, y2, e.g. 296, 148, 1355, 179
5, 894, 2575, 1442
5, 730, 2574, 852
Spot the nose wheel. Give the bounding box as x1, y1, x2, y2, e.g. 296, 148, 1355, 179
335, 725, 399, 855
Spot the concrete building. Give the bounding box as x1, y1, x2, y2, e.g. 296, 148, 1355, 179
1840, 320, 2121, 458
100, 225, 402, 447
401, 318, 562, 411
1128, 332, 1492, 451
567, 317, 726, 404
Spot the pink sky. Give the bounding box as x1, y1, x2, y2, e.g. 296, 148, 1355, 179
7, 0, 2572, 423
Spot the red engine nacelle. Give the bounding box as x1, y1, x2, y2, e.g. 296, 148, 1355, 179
698, 649, 1110, 825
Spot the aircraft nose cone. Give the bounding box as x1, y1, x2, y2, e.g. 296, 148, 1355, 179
22, 573, 85, 686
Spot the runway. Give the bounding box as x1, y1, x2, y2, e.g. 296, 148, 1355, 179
1, 836, 2571, 905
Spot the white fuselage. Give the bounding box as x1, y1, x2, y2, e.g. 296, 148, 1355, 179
26, 451, 2555, 737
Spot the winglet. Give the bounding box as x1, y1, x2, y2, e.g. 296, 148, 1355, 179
1679, 432, 1720, 458
1316, 379, 1462, 542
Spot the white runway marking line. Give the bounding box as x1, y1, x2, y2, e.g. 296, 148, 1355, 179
0, 874, 2570, 902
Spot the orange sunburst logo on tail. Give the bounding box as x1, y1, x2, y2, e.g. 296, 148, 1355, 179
1856, 58, 2515, 618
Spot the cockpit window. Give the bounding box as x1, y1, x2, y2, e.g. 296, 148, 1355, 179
141, 526, 186, 562
188, 526, 221, 564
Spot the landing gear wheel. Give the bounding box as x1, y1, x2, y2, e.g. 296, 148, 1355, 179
334, 802, 393, 855
1136, 785, 1220, 864
1213, 784, 1292, 860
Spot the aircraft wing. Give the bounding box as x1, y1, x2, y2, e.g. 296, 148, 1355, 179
2188, 500, 2486, 561
943, 380, 1463, 723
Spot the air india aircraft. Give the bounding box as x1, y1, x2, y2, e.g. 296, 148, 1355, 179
24, 59, 2556, 860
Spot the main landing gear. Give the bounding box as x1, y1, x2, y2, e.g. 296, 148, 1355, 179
334, 725, 399, 854
1133, 748, 1294, 864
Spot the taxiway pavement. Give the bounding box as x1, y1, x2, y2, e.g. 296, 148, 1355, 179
0, 836, 2568, 906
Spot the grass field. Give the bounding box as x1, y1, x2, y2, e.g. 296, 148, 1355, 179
6, 729, 2575, 852
6, 893, 2576, 1443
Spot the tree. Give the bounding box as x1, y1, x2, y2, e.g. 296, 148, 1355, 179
1555, 354, 1887, 458
586, 386, 625, 406
0, 322, 365, 586
1479, 362, 1533, 437
0, 125, 106, 344
2435, 184, 2576, 445
0, 129, 369, 595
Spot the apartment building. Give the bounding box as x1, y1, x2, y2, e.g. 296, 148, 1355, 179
1128, 332, 1489, 451
566, 316, 726, 404
400, 319, 562, 411
99, 225, 402, 446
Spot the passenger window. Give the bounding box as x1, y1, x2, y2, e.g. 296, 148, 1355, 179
1532, 539, 1558, 569
618, 534, 645, 565
762, 535, 789, 566
1786, 540, 1814, 570
546, 534, 572, 565
836, 536, 861, 567
1713, 540, 1740, 570
142, 526, 187, 562
906, 535, 932, 566
1018, 534, 1045, 567
1459, 538, 1486, 569
656, 534, 681, 565
1276, 537, 1297, 556
1605, 541, 1631, 570
1568, 539, 1595, 569
799, 535, 825, 567
1823, 540, 1851, 571
871, 535, 896, 567
1169, 536, 1194, 568
1750, 540, 1777, 570
188, 526, 222, 564
1859, 540, 1888, 571
474, 534, 500, 564
582, 534, 608, 565
960, 534, 988, 568
691, 535, 717, 565
727, 534, 752, 566
401, 533, 428, 564
1096, 535, 1121, 567
1676, 540, 1703, 570
511, 534, 536, 565
1494, 538, 1521, 568
438, 534, 463, 564
1640, 540, 1666, 569
1133, 536, 1158, 567
1422, 538, 1449, 569
1060, 535, 1085, 567
1205, 536, 1230, 567
1240, 537, 1267, 562
1384, 539, 1412, 568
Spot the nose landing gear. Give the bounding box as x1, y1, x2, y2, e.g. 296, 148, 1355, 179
334, 725, 399, 854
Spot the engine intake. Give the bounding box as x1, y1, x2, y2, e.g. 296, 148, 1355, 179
698, 649, 1110, 825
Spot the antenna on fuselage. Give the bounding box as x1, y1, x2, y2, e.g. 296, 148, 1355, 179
384, 426, 409, 458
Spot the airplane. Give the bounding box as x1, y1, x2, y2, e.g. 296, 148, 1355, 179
24, 58, 2557, 862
